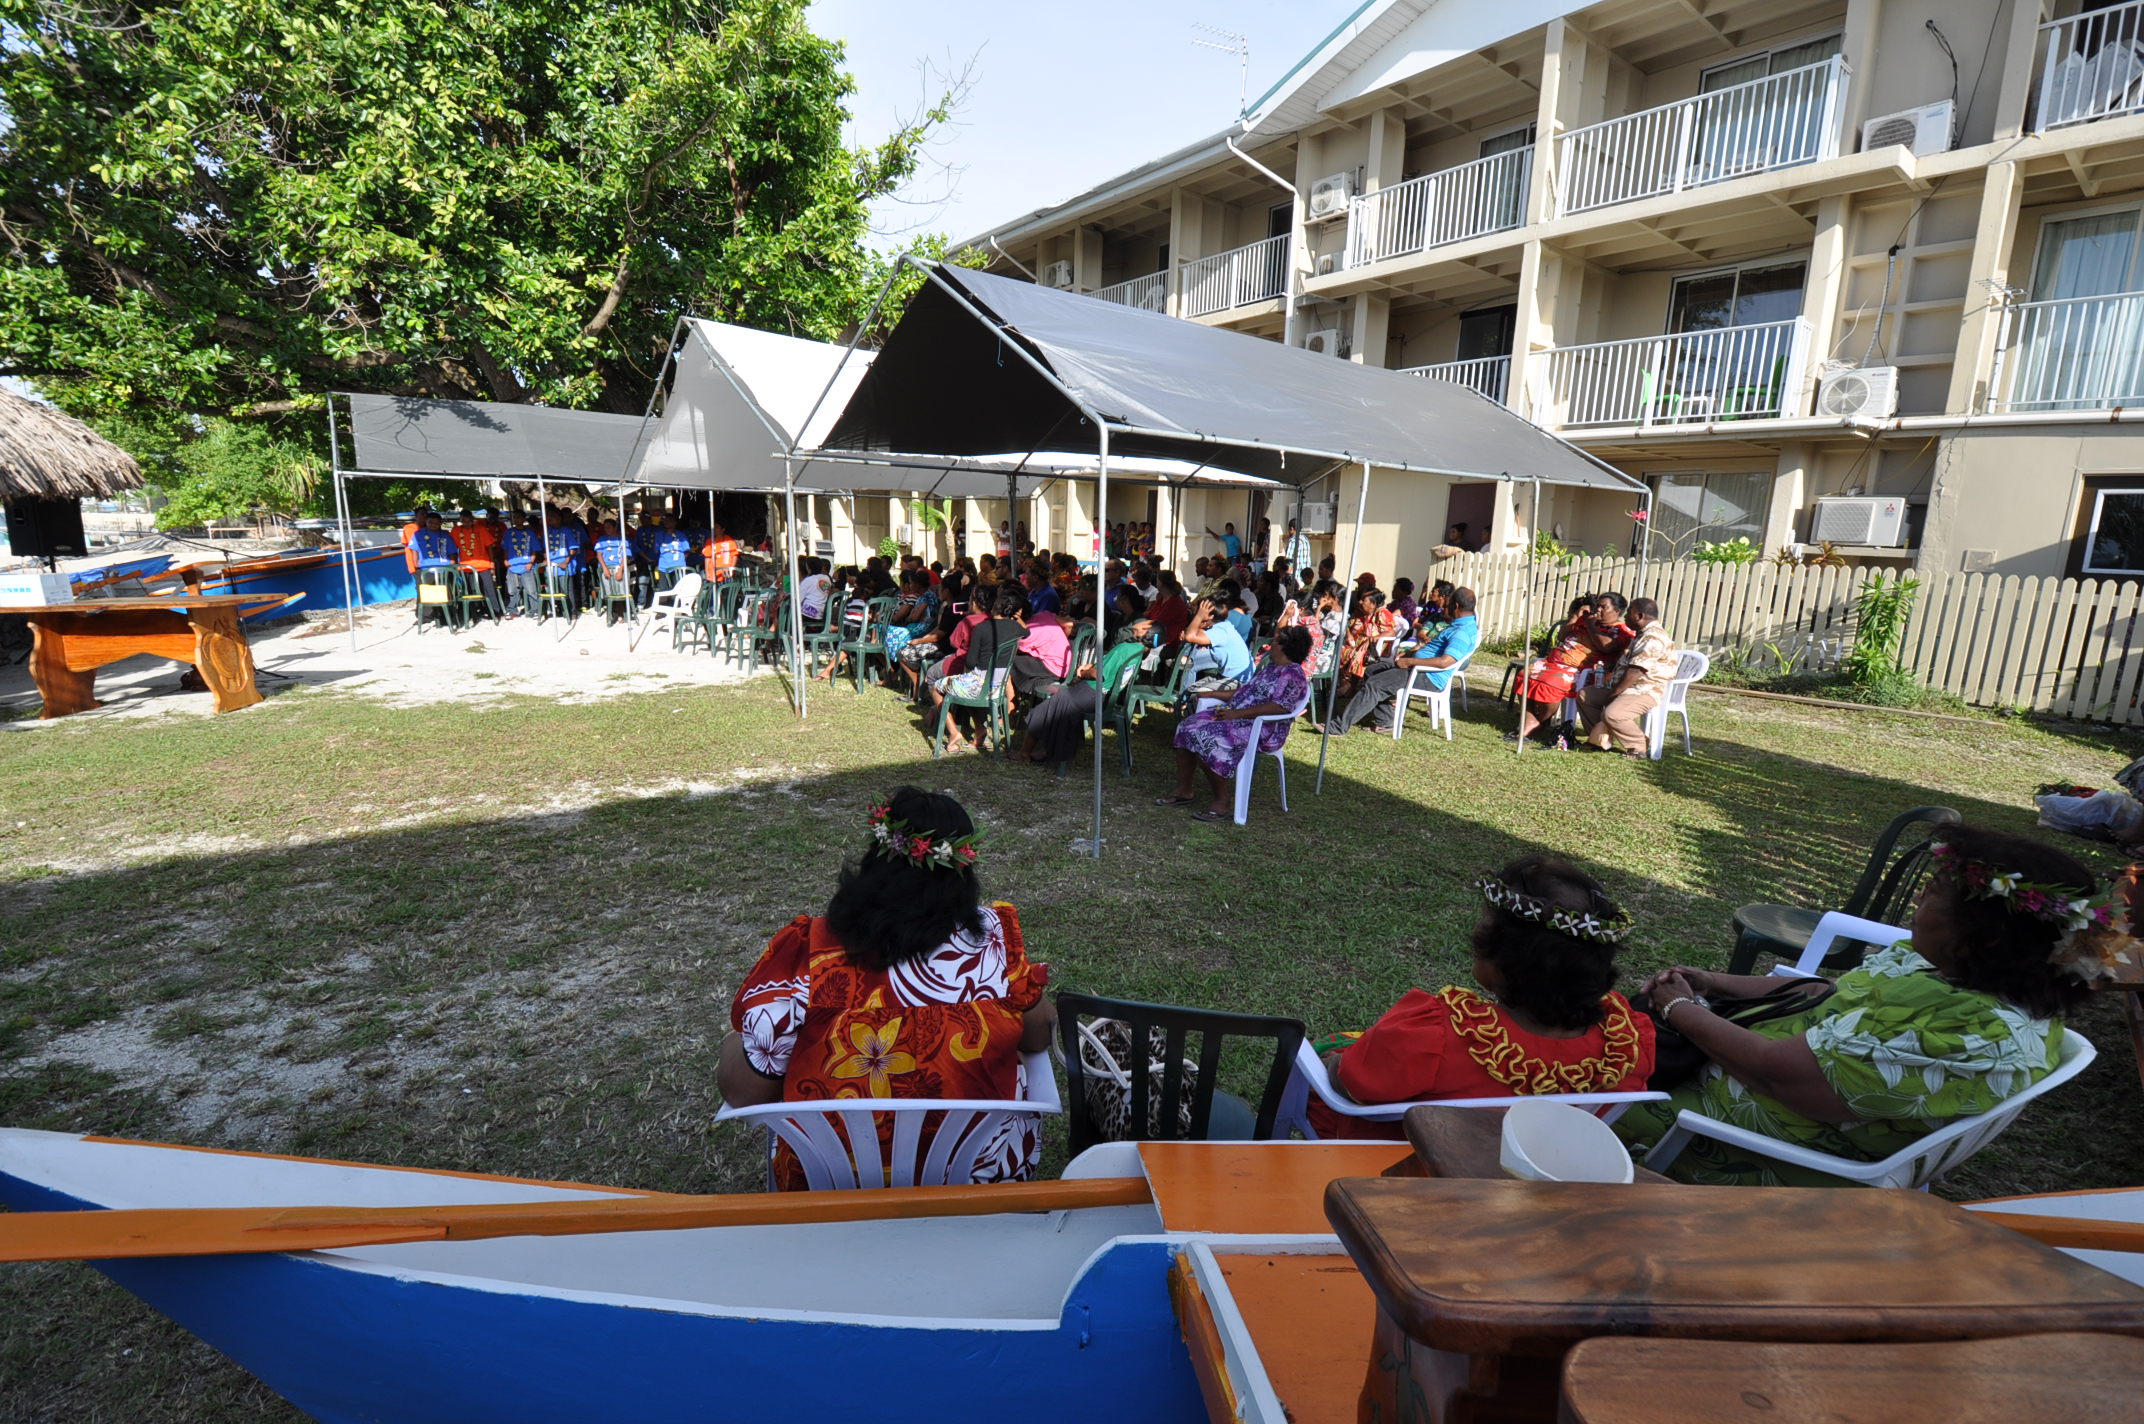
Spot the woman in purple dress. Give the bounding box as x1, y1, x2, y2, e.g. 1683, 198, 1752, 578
1157, 625, 1312, 823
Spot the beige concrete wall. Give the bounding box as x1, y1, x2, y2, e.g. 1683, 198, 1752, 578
1915, 426, 2144, 578
1861, 0, 2009, 148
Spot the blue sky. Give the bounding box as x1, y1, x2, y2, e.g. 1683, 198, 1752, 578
807, 1, 1357, 249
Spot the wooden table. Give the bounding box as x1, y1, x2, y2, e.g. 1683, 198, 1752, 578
1326, 1177, 2144, 1424
1403, 1105, 1672, 1184
17, 596, 275, 718
1558, 1333, 2144, 1424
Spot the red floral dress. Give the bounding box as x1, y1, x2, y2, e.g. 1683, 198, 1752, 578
730, 902, 1048, 1189
1307, 987, 1655, 1140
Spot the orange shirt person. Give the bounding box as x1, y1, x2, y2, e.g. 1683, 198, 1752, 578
705, 521, 741, 583
451, 512, 498, 572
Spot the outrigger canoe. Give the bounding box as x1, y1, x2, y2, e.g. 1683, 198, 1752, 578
7, 1125, 2144, 1424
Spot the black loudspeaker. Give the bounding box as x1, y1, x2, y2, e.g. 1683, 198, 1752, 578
4, 497, 87, 559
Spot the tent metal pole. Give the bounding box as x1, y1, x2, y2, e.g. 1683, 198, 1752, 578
1517, 478, 1542, 760
1314, 459, 1372, 796
785, 456, 807, 720
536, 478, 553, 635
326, 395, 359, 655
1634, 484, 1656, 599
1089, 425, 1109, 860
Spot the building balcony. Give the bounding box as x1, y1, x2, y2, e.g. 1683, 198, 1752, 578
1092, 271, 1169, 313
2035, 0, 2144, 131
1529, 318, 1813, 430
1344, 148, 1531, 269
1399, 355, 1511, 407
1553, 57, 1850, 218
1994, 291, 2144, 411
1180, 235, 1288, 318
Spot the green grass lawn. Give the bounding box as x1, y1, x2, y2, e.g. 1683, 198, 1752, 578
4, 672, 2143, 1420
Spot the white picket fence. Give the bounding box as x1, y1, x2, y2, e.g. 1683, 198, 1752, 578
1429, 552, 2144, 724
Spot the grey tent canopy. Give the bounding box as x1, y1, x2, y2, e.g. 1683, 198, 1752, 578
346, 393, 649, 481
815, 264, 1643, 492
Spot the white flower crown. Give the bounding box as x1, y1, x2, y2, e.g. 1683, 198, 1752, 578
1475, 875, 1631, 945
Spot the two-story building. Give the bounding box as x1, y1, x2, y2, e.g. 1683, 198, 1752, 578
956, 0, 2144, 588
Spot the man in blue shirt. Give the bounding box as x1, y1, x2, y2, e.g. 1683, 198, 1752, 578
1024, 568, 1060, 617
1279, 520, 1311, 574
1325, 586, 1481, 735
500, 511, 544, 618
1204, 521, 1243, 563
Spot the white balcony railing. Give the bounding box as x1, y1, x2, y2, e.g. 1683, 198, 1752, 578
1400, 355, 1512, 406
1554, 57, 1849, 216
2036, 0, 2144, 130
1180, 235, 1288, 318
1995, 291, 2144, 411
1344, 149, 1532, 268
1091, 271, 1169, 313
1529, 318, 1812, 429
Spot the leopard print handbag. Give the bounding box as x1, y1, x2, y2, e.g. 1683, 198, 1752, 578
1076, 1018, 1199, 1141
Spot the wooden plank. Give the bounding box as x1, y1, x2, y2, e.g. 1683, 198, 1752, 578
2008, 577, 2064, 711
2099, 583, 2144, 725
1929, 571, 1982, 699
2054, 579, 2105, 718
1975, 575, 2026, 708
2070, 580, 2123, 720
1216, 1252, 1381, 1424
2029, 577, 2081, 713
1900, 569, 1948, 686
1139, 1141, 1412, 1236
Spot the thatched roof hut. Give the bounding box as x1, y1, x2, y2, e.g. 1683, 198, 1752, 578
0, 388, 144, 501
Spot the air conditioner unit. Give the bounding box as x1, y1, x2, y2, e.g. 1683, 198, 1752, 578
1817, 365, 1901, 419
1307, 172, 1355, 220
1300, 500, 1336, 535
1303, 327, 1344, 357
1042, 260, 1076, 289
1861, 100, 1954, 157
1812, 495, 1909, 548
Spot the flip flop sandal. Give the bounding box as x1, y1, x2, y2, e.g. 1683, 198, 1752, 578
1154, 794, 1197, 807
1191, 808, 1231, 823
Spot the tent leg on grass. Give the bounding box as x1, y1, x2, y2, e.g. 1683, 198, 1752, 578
1517, 477, 1541, 759
1314, 458, 1372, 797
784, 456, 806, 719
1086, 427, 1110, 859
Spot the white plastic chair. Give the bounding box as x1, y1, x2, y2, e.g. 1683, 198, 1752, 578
715, 1048, 1060, 1190
1765, 911, 1915, 980
1275, 1039, 1667, 1138
1390, 649, 1477, 740
1231, 686, 1313, 825
636, 570, 703, 651
1643, 648, 1711, 759
1644, 1030, 2097, 1189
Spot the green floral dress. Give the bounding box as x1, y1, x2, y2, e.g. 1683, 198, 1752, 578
1614, 944, 2066, 1186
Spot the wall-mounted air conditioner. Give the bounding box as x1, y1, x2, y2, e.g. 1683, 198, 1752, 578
1812, 495, 1909, 548
1303, 327, 1344, 357
1817, 365, 1901, 420
1307, 172, 1355, 220
1861, 101, 1954, 157
1042, 260, 1076, 289
1300, 500, 1336, 535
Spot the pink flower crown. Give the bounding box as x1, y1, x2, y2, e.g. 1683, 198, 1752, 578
1933, 842, 2141, 985
867, 801, 984, 872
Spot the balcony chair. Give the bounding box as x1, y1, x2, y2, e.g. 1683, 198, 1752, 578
1056, 991, 1305, 1154
1274, 1040, 1668, 1139
1726, 805, 1960, 975
715, 1049, 1059, 1191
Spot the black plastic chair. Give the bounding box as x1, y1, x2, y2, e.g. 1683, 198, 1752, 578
1727, 805, 1961, 975
1056, 991, 1305, 1155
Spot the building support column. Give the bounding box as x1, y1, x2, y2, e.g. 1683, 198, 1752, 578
1992, 0, 2052, 142
1839, 0, 1886, 143
1349, 292, 1391, 367
1769, 443, 1813, 554
1799, 195, 1852, 413
1947, 163, 2024, 415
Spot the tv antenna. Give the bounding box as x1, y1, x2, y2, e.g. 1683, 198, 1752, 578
1191, 24, 1250, 117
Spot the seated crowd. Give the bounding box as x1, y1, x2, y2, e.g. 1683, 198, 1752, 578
722, 789, 2121, 1192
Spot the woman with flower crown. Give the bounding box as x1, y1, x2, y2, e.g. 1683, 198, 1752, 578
1306, 855, 1657, 1139
718, 788, 1054, 1189
1617, 823, 2122, 1185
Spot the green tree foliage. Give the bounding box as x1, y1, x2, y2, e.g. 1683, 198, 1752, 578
0, 0, 952, 432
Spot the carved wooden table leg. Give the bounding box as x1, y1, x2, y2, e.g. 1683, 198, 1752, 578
188, 608, 263, 713
27, 618, 102, 718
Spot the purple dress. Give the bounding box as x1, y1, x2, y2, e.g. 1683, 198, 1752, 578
1174, 663, 1310, 778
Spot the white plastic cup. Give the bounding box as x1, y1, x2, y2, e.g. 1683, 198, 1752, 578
1499, 1100, 1636, 1184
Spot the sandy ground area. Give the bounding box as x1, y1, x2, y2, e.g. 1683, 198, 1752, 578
0, 600, 769, 726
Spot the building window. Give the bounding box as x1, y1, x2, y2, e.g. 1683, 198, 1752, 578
1649, 471, 1771, 555
2083, 486, 2144, 575
1699, 33, 1843, 91
1667, 259, 1807, 333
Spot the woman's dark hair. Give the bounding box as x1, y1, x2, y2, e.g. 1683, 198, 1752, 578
1116, 587, 1148, 619
1470, 854, 1626, 1031
1394, 577, 1415, 599
826, 788, 984, 971
1595, 591, 1628, 615
1565, 594, 1594, 619
1272, 625, 1312, 664
1311, 578, 1343, 607
1158, 572, 1185, 598
1924, 825, 2098, 1018
993, 586, 1028, 618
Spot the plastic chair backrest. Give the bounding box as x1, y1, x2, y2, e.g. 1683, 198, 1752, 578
715, 1049, 1059, 1190
661, 572, 703, 610
1056, 991, 1306, 1154
1843, 806, 1962, 922
1667, 649, 1710, 703
1278, 1040, 1667, 1137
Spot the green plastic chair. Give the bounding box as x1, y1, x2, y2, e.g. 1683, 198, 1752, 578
671, 577, 714, 653
841, 596, 898, 692
800, 594, 847, 676
414, 567, 458, 632
1089, 655, 1146, 778
596, 570, 634, 627
454, 567, 497, 628
744, 592, 789, 670
1120, 650, 1196, 768
537, 564, 577, 624
1067, 621, 1098, 679
934, 637, 1019, 759
1726, 806, 1961, 975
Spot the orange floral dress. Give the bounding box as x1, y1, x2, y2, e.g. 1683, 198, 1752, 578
730, 902, 1048, 1189
1307, 986, 1654, 1140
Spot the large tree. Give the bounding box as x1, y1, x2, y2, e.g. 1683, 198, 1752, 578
0, 0, 947, 428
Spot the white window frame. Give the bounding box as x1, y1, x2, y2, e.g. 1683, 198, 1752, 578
1664, 254, 1810, 334
1476, 120, 1537, 157
2083, 485, 2144, 575
2026, 201, 2144, 300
